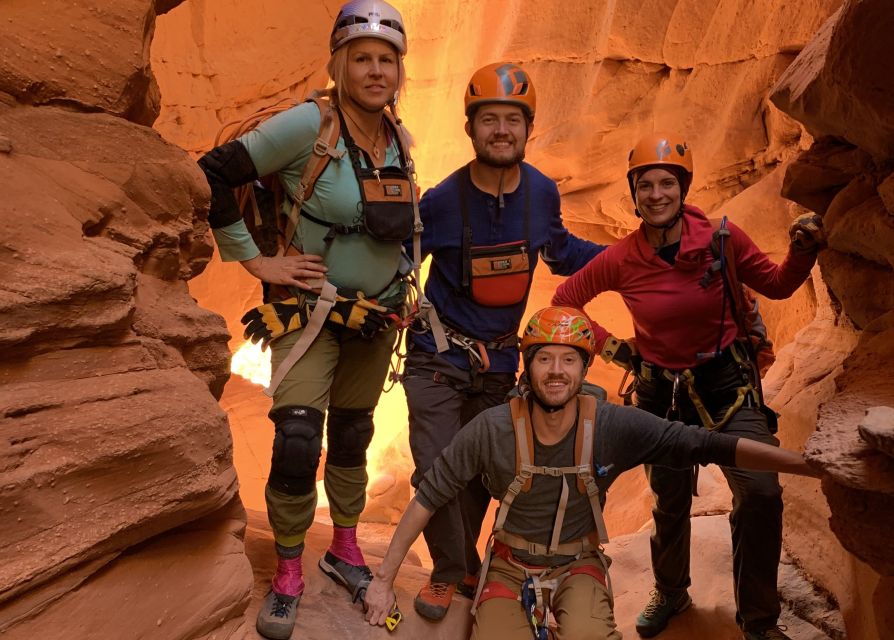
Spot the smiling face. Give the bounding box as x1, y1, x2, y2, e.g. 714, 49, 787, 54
343, 38, 399, 113
465, 103, 530, 168
634, 167, 683, 226
528, 345, 586, 409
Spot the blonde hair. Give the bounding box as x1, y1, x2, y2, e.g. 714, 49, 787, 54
326, 41, 407, 110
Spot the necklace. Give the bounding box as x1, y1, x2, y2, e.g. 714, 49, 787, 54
343, 108, 384, 160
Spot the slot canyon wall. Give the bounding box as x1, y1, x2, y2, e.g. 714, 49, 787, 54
0, 0, 891, 639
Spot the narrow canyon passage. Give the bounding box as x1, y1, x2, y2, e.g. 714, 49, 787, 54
1, 1, 892, 639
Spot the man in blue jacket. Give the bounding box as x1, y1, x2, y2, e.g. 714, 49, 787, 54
404, 61, 606, 621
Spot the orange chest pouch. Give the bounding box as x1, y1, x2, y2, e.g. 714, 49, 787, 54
468, 240, 531, 307
302, 109, 415, 243
460, 164, 533, 307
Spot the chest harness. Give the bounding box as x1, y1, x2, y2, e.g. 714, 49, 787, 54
260, 97, 449, 395
413, 164, 532, 373
471, 395, 612, 639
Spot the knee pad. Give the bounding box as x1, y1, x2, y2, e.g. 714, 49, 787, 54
326, 406, 374, 468
268, 405, 324, 496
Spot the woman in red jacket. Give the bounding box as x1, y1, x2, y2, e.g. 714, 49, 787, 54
552, 133, 824, 640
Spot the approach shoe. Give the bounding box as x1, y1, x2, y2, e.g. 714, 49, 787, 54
635, 588, 692, 637
318, 550, 373, 595
743, 626, 792, 640
456, 573, 479, 599
414, 580, 456, 621
256, 590, 299, 640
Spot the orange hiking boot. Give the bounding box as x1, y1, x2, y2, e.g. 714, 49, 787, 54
414, 580, 456, 621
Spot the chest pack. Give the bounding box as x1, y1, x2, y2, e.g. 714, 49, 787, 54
459, 164, 533, 308
299, 107, 416, 244
215, 93, 415, 256
217, 93, 452, 394
700, 216, 776, 376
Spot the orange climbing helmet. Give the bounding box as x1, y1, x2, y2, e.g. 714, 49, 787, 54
520, 307, 596, 367
626, 133, 693, 200
464, 62, 536, 121
330, 0, 407, 55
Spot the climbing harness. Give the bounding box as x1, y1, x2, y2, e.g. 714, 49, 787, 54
471, 394, 613, 633
220, 94, 449, 395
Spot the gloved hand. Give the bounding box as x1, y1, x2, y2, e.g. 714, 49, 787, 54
789, 213, 826, 253
599, 335, 639, 371
241, 297, 309, 350
327, 292, 391, 338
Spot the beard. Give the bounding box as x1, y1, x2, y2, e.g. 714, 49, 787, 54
475, 147, 526, 168
531, 373, 580, 409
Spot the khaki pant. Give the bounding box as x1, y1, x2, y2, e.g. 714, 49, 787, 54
472, 552, 622, 640
271, 324, 397, 412
265, 324, 397, 547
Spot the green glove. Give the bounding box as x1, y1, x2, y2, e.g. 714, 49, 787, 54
600, 335, 638, 371
327, 292, 391, 338
241, 298, 308, 350
789, 213, 826, 253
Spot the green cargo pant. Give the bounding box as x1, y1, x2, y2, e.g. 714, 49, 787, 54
265, 324, 397, 547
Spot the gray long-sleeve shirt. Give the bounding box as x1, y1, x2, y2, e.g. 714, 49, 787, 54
416, 401, 739, 565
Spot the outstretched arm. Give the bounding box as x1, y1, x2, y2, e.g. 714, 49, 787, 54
364, 498, 434, 625
735, 438, 819, 477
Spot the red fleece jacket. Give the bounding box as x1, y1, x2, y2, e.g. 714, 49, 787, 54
552, 205, 816, 370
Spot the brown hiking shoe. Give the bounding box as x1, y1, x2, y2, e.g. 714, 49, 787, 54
414, 580, 456, 620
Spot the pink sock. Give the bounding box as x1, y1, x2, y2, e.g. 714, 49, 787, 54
328, 525, 367, 566
272, 555, 305, 598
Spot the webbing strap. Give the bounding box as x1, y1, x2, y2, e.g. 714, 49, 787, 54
548, 477, 570, 555
494, 530, 599, 557
387, 107, 448, 354
470, 534, 495, 615
264, 280, 337, 397
281, 96, 344, 256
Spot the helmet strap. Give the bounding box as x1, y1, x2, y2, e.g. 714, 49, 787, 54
638, 204, 684, 249
497, 169, 505, 209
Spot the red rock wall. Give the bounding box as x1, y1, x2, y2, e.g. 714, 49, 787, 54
6, 0, 888, 637
769, 1, 894, 638
0, 1, 252, 638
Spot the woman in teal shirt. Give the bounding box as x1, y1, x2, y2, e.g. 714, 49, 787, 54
198, 2, 416, 638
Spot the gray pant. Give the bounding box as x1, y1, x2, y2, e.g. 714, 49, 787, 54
636, 351, 783, 632
404, 350, 516, 583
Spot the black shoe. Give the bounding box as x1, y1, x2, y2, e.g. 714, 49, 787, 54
318, 551, 373, 594
256, 590, 299, 640
455, 573, 478, 599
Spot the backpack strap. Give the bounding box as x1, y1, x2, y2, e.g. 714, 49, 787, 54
707, 217, 748, 336
280, 94, 345, 256
573, 394, 609, 544
492, 397, 534, 536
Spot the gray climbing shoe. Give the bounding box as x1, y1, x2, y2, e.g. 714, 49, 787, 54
256, 590, 299, 640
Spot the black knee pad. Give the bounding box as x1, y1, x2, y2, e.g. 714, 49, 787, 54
326, 406, 374, 468
268, 405, 324, 496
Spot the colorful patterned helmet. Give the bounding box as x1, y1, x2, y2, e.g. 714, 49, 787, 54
330, 0, 407, 55
626, 133, 693, 201
464, 62, 536, 121
520, 307, 596, 367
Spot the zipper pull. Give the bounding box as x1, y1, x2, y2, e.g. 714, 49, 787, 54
373, 169, 381, 183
